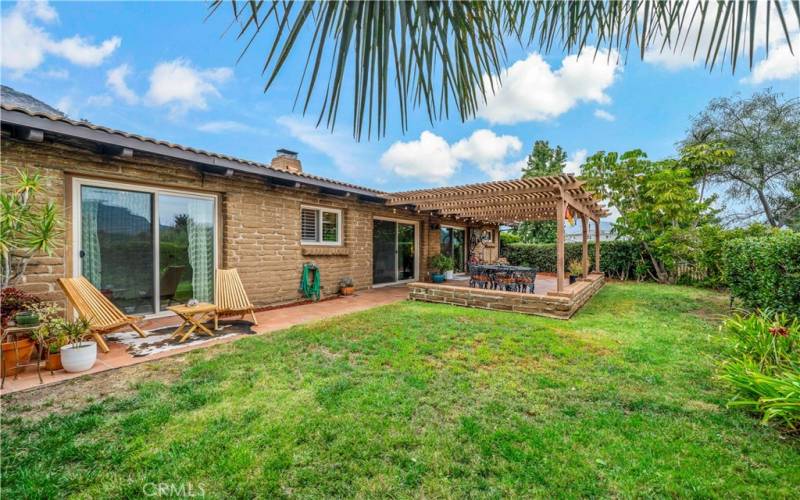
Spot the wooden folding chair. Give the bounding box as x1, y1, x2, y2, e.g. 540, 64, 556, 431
57, 277, 148, 353
214, 269, 258, 326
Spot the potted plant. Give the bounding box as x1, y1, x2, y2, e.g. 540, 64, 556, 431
429, 254, 454, 283
568, 260, 583, 284
1, 331, 35, 377
1, 287, 41, 329
0, 288, 42, 376
29, 303, 65, 371
339, 277, 355, 296
59, 318, 95, 373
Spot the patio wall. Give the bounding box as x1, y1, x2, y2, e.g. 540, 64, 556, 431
1, 137, 496, 308
408, 273, 605, 319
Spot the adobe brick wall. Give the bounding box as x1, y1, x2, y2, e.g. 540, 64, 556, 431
408, 273, 605, 319
1, 135, 495, 310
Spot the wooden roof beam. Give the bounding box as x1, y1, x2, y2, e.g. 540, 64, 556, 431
386, 182, 584, 205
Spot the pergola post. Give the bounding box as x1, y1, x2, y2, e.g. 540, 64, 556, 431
594, 217, 601, 273
556, 197, 565, 291
581, 213, 589, 277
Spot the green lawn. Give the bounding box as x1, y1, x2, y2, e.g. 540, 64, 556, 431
2, 283, 798, 497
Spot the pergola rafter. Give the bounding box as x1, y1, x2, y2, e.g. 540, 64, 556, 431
388, 174, 609, 292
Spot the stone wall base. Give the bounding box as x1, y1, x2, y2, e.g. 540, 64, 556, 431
408, 274, 605, 319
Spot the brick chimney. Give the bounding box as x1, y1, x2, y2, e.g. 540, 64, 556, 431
270, 148, 302, 174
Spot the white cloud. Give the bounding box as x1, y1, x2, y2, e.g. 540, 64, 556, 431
477, 48, 620, 125
197, 120, 255, 134
0, 1, 119, 76
41, 68, 69, 79
563, 149, 588, 175
48, 35, 120, 66
86, 94, 113, 107
593, 109, 615, 122
106, 64, 139, 104
277, 115, 370, 176
56, 96, 78, 117
380, 131, 458, 183
741, 36, 800, 84
451, 129, 524, 180
145, 59, 232, 115
451, 129, 522, 166
380, 129, 527, 183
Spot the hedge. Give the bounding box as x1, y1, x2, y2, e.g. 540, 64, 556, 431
722, 231, 800, 314
501, 240, 651, 280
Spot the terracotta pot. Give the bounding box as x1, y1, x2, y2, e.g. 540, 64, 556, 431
340, 286, 355, 296
45, 352, 63, 371
1, 338, 35, 377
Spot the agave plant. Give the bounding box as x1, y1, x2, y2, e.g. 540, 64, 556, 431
0, 170, 62, 287
209, 0, 800, 139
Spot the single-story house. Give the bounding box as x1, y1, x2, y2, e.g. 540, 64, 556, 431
1, 88, 501, 317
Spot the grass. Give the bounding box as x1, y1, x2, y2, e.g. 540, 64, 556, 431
2, 283, 799, 497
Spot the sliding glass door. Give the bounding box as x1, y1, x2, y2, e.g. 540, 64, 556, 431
372, 219, 417, 284
440, 227, 466, 272
76, 181, 216, 315
80, 186, 154, 314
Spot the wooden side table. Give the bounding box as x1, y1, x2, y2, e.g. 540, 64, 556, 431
167, 303, 217, 343
1, 325, 43, 388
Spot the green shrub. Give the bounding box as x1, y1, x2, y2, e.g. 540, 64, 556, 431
499, 231, 521, 248
695, 224, 773, 288
722, 231, 800, 314
723, 311, 799, 374
721, 359, 800, 429
429, 254, 454, 273
501, 240, 650, 280
720, 310, 800, 430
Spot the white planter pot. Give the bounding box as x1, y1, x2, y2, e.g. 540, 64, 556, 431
445, 270, 454, 280
60, 341, 97, 373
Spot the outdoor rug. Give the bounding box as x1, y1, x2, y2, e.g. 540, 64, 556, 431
105, 320, 256, 357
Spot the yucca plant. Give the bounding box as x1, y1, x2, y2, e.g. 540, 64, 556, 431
0, 170, 62, 288
209, 0, 800, 139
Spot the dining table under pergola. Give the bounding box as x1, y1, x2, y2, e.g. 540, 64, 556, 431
386, 174, 610, 293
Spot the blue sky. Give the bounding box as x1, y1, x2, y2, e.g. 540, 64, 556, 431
2, 0, 799, 194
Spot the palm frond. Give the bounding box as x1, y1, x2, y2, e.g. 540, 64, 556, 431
208, 0, 800, 140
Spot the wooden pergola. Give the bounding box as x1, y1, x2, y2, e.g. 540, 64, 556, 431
387, 174, 610, 293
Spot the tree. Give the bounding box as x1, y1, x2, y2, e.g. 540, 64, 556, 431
513, 141, 565, 243
209, 1, 799, 139
581, 150, 716, 283
685, 90, 800, 227
522, 140, 567, 178
1, 171, 62, 287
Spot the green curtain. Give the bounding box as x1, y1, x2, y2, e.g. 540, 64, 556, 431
187, 199, 213, 302
81, 200, 101, 285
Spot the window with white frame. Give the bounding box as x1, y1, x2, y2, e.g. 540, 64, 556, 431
300, 206, 342, 245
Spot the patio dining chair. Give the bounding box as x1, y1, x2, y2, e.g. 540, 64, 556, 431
57, 276, 148, 353
469, 265, 491, 289
215, 268, 258, 326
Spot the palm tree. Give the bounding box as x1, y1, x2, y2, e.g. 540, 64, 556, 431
208, 1, 799, 140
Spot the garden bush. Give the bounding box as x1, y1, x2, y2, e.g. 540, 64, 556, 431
720, 311, 800, 430
722, 231, 800, 314
501, 240, 651, 280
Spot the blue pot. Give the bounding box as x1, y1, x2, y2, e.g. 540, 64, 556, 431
431, 273, 445, 283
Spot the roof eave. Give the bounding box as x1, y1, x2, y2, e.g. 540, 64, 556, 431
0, 107, 388, 201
